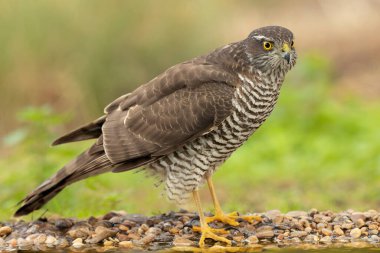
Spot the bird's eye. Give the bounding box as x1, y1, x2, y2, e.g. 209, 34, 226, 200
291, 40, 295, 47
262, 41, 273, 51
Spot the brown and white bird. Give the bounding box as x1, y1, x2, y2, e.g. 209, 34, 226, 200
15, 26, 297, 247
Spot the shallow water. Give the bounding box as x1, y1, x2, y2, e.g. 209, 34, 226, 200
15, 247, 380, 253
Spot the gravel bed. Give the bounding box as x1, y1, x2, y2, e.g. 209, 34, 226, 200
1, 209, 380, 252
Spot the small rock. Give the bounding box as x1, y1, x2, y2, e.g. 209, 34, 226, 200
119, 240, 133, 248
169, 227, 179, 234
72, 238, 84, 248
233, 236, 244, 242
370, 235, 380, 242
33, 234, 47, 245
336, 235, 350, 243
67, 226, 91, 239
290, 230, 307, 238
17, 238, 32, 248
55, 219, 74, 230
304, 227, 312, 233
137, 224, 149, 235
0, 226, 12, 236
87, 226, 117, 244
351, 212, 366, 223
350, 228, 362, 239
247, 235, 259, 244
355, 219, 365, 228
255, 226, 274, 239
369, 229, 378, 235
334, 225, 344, 236
342, 222, 354, 229
0, 238, 5, 247
320, 236, 332, 244
103, 240, 114, 246
303, 235, 319, 243
316, 222, 326, 230
173, 236, 193, 246
368, 224, 378, 230
7, 238, 17, 248
45, 235, 57, 247
56, 238, 69, 248
321, 228, 332, 236
109, 216, 124, 224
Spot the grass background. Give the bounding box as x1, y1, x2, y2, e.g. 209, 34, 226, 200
1, 0, 380, 220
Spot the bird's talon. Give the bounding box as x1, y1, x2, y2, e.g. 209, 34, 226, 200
198, 225, 232, 248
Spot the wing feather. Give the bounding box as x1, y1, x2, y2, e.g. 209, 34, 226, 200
102, 60, 238, 165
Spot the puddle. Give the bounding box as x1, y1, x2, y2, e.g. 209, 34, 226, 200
9, 246, 380, 253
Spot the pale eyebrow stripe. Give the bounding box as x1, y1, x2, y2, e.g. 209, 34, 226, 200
252, 35, 270, 41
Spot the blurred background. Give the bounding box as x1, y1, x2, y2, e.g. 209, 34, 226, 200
0, 0, 379, 220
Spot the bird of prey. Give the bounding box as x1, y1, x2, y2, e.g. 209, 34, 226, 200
15, 26, 297, 247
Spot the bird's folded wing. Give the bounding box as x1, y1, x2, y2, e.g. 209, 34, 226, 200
102, 60, 238, 165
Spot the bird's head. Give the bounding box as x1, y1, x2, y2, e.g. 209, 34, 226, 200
244, 26, 297, 75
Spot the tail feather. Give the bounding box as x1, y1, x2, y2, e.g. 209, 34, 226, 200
14, 144, 112, 217
52, 116, 106, 146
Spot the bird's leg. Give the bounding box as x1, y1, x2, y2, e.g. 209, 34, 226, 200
205, 175, 262, 225
192, 189, 231, 247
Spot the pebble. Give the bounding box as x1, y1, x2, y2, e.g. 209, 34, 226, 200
0, 238, 4, 247
370, 235, 380, 242
355, 218, 365, 228
290, 230, 307, 238
321, 228, 332, 236
304, 234, 319, 243
33, 233, 47, 245
320, 236, 332, 244
350, 228, 362, 239
255, 226, 274, 239
87, 226, 117, 244
72, 238, 84, 248
45, 235, 57, 247
67, 226, 91, 239
119, 240, 133, 248
173, 236, 193, 246
0, 226, 12, 236
334, 225, 344, 236
247, 235, 259, 244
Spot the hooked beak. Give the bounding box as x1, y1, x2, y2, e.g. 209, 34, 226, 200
282, 43, 291, 64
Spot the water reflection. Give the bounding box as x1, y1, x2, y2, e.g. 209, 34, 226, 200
13, 246, 380, 253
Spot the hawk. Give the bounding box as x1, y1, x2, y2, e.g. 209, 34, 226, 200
15, 26, 297, 247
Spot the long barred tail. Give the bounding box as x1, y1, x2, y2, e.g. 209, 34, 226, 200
14, 144, 113, 217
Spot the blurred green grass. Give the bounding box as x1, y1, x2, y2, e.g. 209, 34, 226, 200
1, 53, 379, 220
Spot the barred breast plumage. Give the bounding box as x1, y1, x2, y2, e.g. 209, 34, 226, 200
150, 66, 285, 202
15, 25, 297, 219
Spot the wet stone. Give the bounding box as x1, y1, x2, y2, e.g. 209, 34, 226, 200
320, 236, 332, 244
72, 237, 84, 248
55, 219, 74, 230
350, 228, 362, 239
0, 226, 12, 236
87, 226, 118, 244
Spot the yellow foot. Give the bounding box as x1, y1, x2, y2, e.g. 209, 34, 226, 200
193, 224, 231, 247
205, 211, 262, 226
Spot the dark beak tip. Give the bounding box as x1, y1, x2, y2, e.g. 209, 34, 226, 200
284, 53, 291, 64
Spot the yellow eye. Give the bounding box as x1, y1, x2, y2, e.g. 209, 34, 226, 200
262, 41, 273, 51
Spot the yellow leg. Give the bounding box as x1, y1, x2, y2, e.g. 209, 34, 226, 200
206, 175, 262, 225
192, 190, 232, 247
